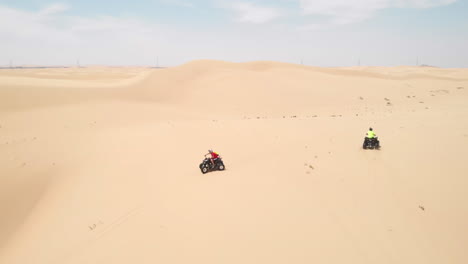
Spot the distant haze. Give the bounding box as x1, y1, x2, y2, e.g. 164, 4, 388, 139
1, 0, 467, 67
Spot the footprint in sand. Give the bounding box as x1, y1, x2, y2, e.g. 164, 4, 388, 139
384, 98, 393, 106
430, 89, 449, 94
304, 163, 314, 174
457, 87, 464, 90
88, 220, 104, 231
419, 205, 425, 211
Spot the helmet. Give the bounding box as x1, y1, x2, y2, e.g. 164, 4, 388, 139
208, 149, 213, 153
369, 127, 373, 131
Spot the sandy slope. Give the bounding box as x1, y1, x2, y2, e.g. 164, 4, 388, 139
1, 61, 468, 264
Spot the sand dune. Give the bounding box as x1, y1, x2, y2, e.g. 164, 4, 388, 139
1, 61, 467, 264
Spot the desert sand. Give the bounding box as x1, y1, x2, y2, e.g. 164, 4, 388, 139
1, 60, 467, 264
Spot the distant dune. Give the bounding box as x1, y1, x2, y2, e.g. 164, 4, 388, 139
1, 60, 468, 264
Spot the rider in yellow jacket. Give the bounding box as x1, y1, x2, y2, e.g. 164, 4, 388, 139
367, 127, 376, 138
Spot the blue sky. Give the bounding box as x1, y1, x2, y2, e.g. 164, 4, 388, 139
0, 0, 467, 67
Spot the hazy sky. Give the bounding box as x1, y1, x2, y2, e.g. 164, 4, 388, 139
1, 0, 467, 67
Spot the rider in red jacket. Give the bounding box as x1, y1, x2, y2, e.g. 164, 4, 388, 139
206, 149, 219, 168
